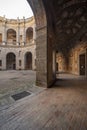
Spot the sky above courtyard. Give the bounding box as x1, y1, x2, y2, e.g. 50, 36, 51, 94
0, 0, 33, 19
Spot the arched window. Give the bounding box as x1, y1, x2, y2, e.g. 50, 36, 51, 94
7, 29, 16, 45
26, 27, 33, 43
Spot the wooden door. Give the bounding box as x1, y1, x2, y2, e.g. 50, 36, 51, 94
79, 54, 85, 75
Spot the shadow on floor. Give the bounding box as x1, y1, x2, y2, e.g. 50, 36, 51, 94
54, 73, 87, 88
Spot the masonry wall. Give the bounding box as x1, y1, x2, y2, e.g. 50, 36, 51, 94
0, 16, 36, 70
0, 45, 36, 70
56, 42, 87, 75
68, 42, 87, 75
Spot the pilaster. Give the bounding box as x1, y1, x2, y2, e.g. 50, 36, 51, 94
2, 16, 7, 45
23, 17, 26, 46
17, 17, 20, 46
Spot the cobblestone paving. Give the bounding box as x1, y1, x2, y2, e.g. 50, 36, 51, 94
0, 72, 87, 130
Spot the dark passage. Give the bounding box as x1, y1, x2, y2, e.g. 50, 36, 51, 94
11, 91, 31, 101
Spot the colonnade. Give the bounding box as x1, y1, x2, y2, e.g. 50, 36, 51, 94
1, 16, 36, 46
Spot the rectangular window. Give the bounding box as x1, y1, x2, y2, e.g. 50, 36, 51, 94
0, 60, 2, 66
19, 60, 21, 66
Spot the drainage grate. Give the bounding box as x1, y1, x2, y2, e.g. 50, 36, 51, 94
11, 91, 31, 101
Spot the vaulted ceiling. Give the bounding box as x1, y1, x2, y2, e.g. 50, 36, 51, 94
28, 0, 87, 51
42, 0, 87, 50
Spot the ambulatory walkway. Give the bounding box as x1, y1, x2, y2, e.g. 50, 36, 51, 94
0, 72, 87, 130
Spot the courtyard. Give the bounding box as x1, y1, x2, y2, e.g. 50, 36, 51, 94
0, 71, 87, 130
0, 70, 44, 107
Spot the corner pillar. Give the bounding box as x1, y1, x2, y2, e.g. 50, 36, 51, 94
36, 25, 56, 87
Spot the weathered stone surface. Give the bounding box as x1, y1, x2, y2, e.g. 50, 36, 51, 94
0, 16, 36, 70
0, 73, 87, 130
56, 42, 87, 76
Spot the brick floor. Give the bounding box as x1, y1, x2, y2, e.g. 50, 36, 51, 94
0, 72, 87, 130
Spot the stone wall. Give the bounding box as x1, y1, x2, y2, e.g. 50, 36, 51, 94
68, 42, 87, 75
0, 16, 36, 45
56, 42, 87, 76
0, 44, 36, 70
0, 16, 36, 70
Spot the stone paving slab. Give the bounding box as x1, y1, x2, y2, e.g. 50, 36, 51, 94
0, 70, 44, 108
0, 72, 87, 130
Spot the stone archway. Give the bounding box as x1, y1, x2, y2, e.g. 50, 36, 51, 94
25, 52, 32, 70
27, 0, 55, 87
6, 52, 16, 70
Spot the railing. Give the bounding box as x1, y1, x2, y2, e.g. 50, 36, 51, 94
0, 40, 36, 47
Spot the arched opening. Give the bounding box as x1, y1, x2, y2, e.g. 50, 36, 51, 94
7, 29, 16, 45
6, 52, 16, 70
25, 52, 32, 70
26, 27, 33, 43
0, 1, 87, 129
27, 0, 56, 87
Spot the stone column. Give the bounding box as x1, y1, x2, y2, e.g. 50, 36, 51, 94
23, 17, 26, 46
2, 16, 7, 45
47, 34, 56, 87
33, 49, 36, 70
27, 0, 56, 88
36, 25, 55, 87
17, 17, 20, 46
36, 26, 47, 87
32, 51, 36, 70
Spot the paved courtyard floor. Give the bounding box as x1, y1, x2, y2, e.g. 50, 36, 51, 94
0, 71, 87, 130
0, 70, 44, 108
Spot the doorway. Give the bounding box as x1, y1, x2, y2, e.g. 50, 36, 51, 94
25, 52, 32, 70
6, 53, 16, 70
79, 53, 86, 75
